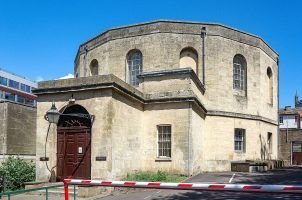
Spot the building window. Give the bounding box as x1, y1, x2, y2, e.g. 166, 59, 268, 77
17, 95, 25, 104
25, 98, 35, 106
0, 90, 3, 98
267, 67, 273, 104
279, 116, 283, 124
179, 47, 198, 74
5, 92, 15, 101
0, 76, 7, 86
233, 54, 247, 91
234, 129, 245, 152
89, 59, 99, 76
8, 79, 19, 90
157, 125, 172, 158
127, 50, 143, 86
267, 132, 272, 154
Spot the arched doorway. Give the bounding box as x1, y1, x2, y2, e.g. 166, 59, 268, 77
57, 104, 91, 180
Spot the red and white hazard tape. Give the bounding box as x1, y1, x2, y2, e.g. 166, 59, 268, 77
64, 179, 302, 194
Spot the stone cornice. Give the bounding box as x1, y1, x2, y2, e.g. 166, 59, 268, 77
138, 68, 205, 94
75, 20, 278, 64
33, 74, 207, 114
207, 110, 278, 125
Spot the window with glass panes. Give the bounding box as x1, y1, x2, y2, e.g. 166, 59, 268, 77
0, 76, 7, 86
5, 92, 15, 101
157, 125, 171, 158
127, 50, 142, 86
279, 116, 283, 124
234, 129, 245, 152
233, 55, 246, 90
17, 95, 25, 104
9, 80, 19, 90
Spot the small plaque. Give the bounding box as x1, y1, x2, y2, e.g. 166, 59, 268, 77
96, 156, 106, 161
78, 147, 83, 154
40, 157, 49, 161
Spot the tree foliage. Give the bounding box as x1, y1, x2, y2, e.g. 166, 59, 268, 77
0, 156, 35, 191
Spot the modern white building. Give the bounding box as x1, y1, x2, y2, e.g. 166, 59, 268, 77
0, 68, 37, 106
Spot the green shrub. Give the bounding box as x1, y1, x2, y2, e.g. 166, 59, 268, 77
124, 170, 185, 182
0, 156, 35, 191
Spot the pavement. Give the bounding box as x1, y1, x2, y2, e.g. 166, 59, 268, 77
99, 167, 302, 200
2, 167, 302, 200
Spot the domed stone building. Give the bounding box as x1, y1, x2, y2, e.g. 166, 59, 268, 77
34, 20, 279, 181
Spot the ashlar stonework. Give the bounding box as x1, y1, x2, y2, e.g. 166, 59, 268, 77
34, 20, 279, 181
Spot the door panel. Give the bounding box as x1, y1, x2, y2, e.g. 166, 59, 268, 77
57, 127, 91, 180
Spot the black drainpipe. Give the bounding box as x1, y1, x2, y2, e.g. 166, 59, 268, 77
201, 27, 207, 85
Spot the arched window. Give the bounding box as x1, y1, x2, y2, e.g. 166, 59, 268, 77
127, 50, 143, 86
267, 67, 273, 104
179, 47, 198, 73
233, 54, 247, 91
89, 59, 98, 76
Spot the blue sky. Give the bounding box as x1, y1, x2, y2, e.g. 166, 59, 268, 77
0, 0, 301, 107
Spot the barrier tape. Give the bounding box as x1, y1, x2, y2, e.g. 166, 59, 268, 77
63, 179, 302, 197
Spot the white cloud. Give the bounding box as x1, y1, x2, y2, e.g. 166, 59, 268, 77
36, 76, 44, 82
58, 73, 74, 80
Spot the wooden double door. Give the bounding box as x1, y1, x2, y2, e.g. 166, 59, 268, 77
57, 127, 91, 180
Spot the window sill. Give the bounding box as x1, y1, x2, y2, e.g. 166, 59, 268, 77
155, 157, 172, 162
234, 151, 245, 154
233, 89, 246, 97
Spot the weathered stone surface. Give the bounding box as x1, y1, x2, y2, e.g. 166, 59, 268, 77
0, 101, 36, 155
34, 20, 279, 181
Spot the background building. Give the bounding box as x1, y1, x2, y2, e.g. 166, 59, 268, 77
34, 20, 279, 181
0, 68, 37, 106
0, 68, 37, 161
279, 94, 302, 165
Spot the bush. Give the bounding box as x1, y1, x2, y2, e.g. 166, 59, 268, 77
0, 156, 35, 191
124, 170, 186, 182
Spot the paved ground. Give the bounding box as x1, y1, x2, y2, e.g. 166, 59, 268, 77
2, 167, 302, 199
99, 167, 302, 200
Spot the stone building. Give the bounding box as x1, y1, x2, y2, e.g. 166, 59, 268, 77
279, 94, 302, 165
34, 20, 279, 181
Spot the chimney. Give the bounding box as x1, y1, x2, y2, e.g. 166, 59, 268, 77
285, 106, 291, 111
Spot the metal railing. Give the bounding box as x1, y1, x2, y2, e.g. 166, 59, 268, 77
0, 183, 77, 200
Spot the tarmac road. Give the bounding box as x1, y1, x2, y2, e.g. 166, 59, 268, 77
99, 167, 302, 200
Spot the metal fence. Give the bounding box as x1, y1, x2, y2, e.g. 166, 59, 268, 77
0, 183, 77, 200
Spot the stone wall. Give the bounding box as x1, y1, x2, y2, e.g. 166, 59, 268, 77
74, 20, 278, 126
0, 102, 7, 155
0, 101, 36, 156
279, 129, 302, 162
35, 73, 206, 181
204, 116, 278, 172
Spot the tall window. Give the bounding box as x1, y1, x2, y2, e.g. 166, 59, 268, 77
233, 54, 247, 91
267, 132, 272, 154
127, 50, 142, 86
179, 47, 198, 74
89, 59, 99, 76
234, 129, 245, 152
157, 125, 172, 158
267, 67, 273, 104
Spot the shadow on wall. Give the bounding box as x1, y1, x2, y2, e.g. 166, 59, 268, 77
259, 134, 270, 160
